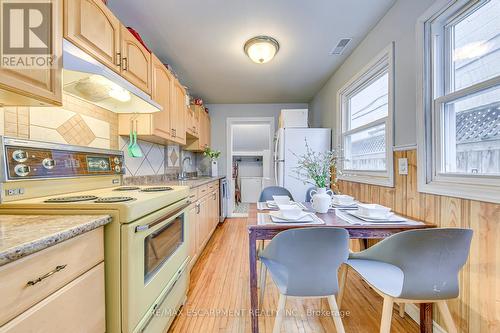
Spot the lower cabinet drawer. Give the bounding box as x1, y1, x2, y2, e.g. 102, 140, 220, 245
0, 262, 106, 333
198, 184, 209, 197
0, 228, 104, 325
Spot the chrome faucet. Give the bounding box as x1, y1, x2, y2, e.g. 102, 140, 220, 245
179, 156, 192, 180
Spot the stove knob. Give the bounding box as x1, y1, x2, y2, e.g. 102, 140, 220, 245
12, 150, 28, 163
14, 164, 30, 177
114, 157, 121, 164
42, 158, 56, 169
114, 165, 121, 173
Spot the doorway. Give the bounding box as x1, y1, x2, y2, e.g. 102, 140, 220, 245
226, 117, 275, 217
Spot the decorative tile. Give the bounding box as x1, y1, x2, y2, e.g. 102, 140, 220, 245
135, 159, 155, 176
30, 126, 66, 144
30, 107, 75, 129
56, 114, 96, 146
167, 145, 180, 167
146, 144, 165, 174
89, 138, 110, 149
80, 114, 110, 139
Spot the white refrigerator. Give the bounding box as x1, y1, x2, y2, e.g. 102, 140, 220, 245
274, 128, 331, 202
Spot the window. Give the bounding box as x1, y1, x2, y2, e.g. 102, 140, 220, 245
417, 0, 500, 203
338, 44, 394, 186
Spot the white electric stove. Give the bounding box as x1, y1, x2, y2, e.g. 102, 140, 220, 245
0, 137, 191, 333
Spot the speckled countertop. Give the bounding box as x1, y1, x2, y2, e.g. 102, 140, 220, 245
124, 175, 226, 189
0, 215, 111, 266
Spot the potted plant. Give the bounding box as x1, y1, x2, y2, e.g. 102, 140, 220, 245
203, 147, 221, 177
293, 140, 341, 213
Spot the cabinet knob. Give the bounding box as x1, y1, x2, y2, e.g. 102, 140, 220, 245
122, 57, 128, 71
116, 52, 121, 67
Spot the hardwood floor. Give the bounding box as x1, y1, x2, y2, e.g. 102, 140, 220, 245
168, 217, 419, 333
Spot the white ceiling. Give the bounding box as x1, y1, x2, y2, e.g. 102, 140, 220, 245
108, 0, 395, 104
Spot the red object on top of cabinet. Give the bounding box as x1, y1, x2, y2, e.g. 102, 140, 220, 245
126, 27, 151, 53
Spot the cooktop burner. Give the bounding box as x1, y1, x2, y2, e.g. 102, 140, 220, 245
94, 197, 136, 203
44, 195, 99, 203
113, 186, 141, 191
141, 186, 173, 192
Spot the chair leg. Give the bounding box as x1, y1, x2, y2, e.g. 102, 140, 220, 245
398, 303, 405, 317
327, 295, 346, 333
259, 265, 267, 309
436, 300, 458, 333
380, 296, 394, 333
273, 294, 287, 333
337, 264, 348, 309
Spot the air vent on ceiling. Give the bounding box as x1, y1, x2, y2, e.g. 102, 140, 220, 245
330, 38, 352, 55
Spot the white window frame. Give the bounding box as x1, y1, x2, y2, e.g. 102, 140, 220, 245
337, 43, 395, 187
416, 0, 500, 204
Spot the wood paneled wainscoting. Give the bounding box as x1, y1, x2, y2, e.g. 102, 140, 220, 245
336, 149, 499, 333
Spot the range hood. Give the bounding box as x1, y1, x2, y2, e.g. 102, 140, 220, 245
62, 40, 161, 114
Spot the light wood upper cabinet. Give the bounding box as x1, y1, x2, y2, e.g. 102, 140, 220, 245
0, 0, 62, 106
120, 25, 151, 94
171, 80, 186, 145
185, 109, 211, 152
64, 0, 121, 72
187, 105, 201, 138
151, 54, 173, 139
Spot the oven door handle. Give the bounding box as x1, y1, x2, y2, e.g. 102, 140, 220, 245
135, 200, 191, 233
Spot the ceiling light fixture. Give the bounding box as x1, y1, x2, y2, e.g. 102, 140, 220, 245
244, 36, 280, 64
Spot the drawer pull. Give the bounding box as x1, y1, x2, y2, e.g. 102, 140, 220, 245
26, 265, 67, 286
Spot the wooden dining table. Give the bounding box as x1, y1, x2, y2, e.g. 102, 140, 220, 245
247, 202, 436, 333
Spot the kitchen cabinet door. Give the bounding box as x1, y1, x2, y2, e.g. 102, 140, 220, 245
171, 81, 186, 145
64, 0, 120, 72
0, 0, 62, 106
206, 114, 212, 148
151, 54, 173, 140
120, 25, 151, 94
210, 191, 219, 233
187, 203, 198, 269
195, 198, 207, 253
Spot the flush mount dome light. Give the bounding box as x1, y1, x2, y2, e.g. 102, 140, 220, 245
244, 36, 280, 64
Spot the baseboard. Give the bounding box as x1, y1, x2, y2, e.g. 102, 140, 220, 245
405, 304, 447, 333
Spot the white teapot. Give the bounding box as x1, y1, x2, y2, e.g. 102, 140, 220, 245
310, 187, 333, 213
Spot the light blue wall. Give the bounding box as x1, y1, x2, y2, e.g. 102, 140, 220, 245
309, 0, 437, 147
206, 103, 308, 176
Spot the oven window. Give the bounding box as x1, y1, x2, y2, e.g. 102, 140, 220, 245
144, 213, 184, 282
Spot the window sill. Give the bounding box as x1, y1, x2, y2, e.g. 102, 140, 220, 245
338, 174, 394, 188
418, 180, 500, 204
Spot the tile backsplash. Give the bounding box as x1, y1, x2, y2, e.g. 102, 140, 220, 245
1, 94, 207, 179
0, 94, 118, 149
119, 136, 167, 176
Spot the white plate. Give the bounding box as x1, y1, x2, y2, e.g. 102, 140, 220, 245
269, 211, 314, 223
347, 210, 397, 221
332, 200, 357, 206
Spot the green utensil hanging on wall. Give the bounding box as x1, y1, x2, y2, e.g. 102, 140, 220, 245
128, 118, 143, 158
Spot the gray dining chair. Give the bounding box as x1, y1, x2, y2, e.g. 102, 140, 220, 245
259, 227, 349, 333
257, 186, 295, 289
258, 186, 294, 202
338, 228, 472, 333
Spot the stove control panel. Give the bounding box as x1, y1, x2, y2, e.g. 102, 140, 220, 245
1, 138, 125, 180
